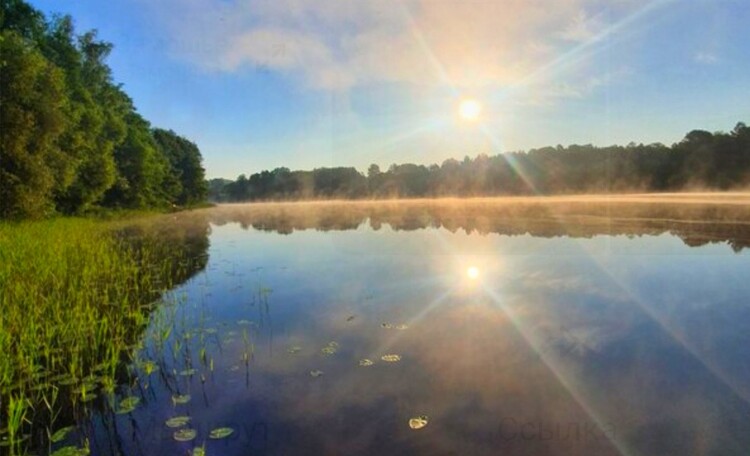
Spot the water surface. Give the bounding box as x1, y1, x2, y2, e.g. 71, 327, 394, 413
81, 198, 750, 455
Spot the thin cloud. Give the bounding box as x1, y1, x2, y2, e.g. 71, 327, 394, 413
694, 51, 719, 65
142, 0, 650, 91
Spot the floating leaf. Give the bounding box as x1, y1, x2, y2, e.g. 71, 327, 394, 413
359, 359, 374, 367
50, 446, 89, 456
172, 394, 191, 405
346, 315, 356, 322
209, 427, 234, 439
179, 369, 197, 376
142, 361, 159, 375
409, 415, 429, 430
50, 426, 75, 443
395, 324, 409, 330
165, 416, 191, 428
287, 346, 302, 355
192, 447, 206, 456
381, 354, 401, 362
310, 370, 324, 378
321, 346, 337, 355
327, 341, 339, 348
117, 396, 140, 414
204, 328, 218, 335
173, 428, 197, 442
381, 323, 393, 329
237, 320, 252, 326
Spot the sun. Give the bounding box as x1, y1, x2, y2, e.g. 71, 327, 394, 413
466, 266, 480, 280
458, 98, 482, 121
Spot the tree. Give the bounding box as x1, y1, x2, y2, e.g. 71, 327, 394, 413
152, 128, 207, 205
0, 31, 69, 218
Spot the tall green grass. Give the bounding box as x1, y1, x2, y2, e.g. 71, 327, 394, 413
0, 217, 207, 454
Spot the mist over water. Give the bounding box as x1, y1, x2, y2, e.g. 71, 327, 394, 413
83, 198, 750, 456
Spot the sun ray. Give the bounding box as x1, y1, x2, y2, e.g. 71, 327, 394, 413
482, 284, 633, 456
506, 0, 678, 96
579, 252, 750, 408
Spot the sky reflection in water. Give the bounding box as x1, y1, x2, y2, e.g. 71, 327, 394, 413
90, 201, 750, 456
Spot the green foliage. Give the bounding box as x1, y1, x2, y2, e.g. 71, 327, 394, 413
0, 31, 69, 218
105, 113, 168, 208
152, 128, 208, 205
0, 1, 207, 219
214, 122, 750, 202
0, 216, 209, 452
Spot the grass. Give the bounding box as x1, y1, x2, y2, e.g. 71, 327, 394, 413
0, 217, 207, 454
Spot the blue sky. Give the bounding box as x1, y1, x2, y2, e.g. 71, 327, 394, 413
29, 0, 750, 179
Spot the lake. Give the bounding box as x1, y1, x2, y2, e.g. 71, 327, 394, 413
73, 196, 750, 455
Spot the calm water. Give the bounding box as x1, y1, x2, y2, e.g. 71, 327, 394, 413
81, 200, 750, 455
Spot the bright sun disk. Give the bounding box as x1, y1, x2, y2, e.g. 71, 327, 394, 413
467, 266, 480, 280
458, 99, 482, 121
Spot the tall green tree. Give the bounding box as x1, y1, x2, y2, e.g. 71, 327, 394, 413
152, 128, 208, 205
0, 31, 69, 218
104, 112, 168, 208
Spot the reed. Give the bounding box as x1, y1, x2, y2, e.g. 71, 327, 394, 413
0, 217, 203, 454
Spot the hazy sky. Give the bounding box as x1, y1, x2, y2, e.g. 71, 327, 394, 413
29, 0, 750, 179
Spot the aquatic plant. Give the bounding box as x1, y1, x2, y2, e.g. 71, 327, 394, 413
0, 217, 208, 454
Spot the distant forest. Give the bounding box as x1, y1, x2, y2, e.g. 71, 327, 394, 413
0, 0, 207, 219
210, 122, 750, 202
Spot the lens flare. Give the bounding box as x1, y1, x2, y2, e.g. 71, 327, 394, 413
458, 99, 482, 121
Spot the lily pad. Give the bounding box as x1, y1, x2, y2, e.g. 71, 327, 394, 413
192, 447, 206, 456
359, 359, 374, 367
172, 394, 192, 405
381, 323, 393, 329
50, 426, 75, 443
165, 416, 191, 428
50, 446, 89, 456
117, 396, 140, 414
179, 369, 197, 376
173, 428, 197, 442
287, 346, 302, 355
321, 346, 337, 355
310, 370, 324, 378
381, 354, 402, 362
409, 415, 429, 430
395, 324, 409, 330
209, 427, 235, 439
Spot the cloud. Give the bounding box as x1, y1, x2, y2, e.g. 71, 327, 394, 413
559, 9, 607, 42
142, 0, 648, 91
693, 51, 719, 65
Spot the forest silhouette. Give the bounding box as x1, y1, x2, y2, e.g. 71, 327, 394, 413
211, 123, 750, 202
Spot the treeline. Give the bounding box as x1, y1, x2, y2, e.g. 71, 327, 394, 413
0, 0, 207, 219
210, 122, 750, 201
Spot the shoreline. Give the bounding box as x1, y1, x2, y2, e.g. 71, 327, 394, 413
213, 191, 750, 207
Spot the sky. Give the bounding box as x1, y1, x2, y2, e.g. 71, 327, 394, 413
28, 0, 750, 179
